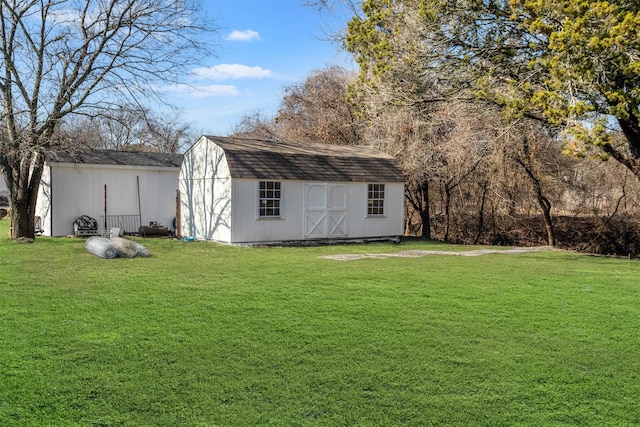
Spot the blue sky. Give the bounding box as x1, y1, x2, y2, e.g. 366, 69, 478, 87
162, 0, 355, 136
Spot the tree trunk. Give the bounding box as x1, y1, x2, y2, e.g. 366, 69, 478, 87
418, 179, 431, 239
405, 178, 431, 239
444, 184, 452, 242
532, 179, 555, 247
474, 180, 489, 245
519, 165, 555, 246
602, 116, 640, 179
5, 153, 44, 240
515, 138, 556, 247
618, 115, 640, 160
9, 199, 35, 240
517, 159, 556, 246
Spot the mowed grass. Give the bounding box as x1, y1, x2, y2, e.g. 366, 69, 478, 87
1, 219, 640, 426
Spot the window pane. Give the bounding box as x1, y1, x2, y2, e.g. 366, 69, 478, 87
259, 181, 282, 217
367, 183, 385, 216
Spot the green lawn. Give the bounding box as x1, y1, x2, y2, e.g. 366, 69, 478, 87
1, 218, 639, 426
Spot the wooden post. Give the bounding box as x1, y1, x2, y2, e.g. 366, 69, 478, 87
136, 175, 142, 227
175, 189, 181, 238
103, 184, 107, 232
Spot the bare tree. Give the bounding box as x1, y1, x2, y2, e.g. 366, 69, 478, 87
304, 0, 360, 14
141, 110, 197, 154
501, 122, 559, 247
229, 111, 281, 141
230, 67, 363, 146
0, 0, 215, 240
62, 107, 144, 151
275, 66, 362, 145
63, 106, 196, 153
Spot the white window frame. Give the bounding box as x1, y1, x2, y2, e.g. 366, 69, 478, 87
257, 180, 283, 219
367, 183, 386, 217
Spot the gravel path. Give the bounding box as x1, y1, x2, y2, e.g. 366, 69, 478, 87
319, 246, 554, 261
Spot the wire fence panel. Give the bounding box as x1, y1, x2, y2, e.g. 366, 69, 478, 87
100, 215, 142, 235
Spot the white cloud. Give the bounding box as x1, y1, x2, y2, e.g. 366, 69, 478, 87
226, 29, 260, 42
194, 85, 240, 97
163, 83, 239, 98
192, 64, 272, 80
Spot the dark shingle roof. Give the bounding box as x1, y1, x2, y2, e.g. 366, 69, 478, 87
203, 136, 405, 182
47, 150, 183, 168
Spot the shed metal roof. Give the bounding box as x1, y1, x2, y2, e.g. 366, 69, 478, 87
203, 136, 405, 182
47, 149, 183, 168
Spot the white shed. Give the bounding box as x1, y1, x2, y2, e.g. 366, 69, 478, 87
0, 174, 7, 204
36, 150, 182, 236
179, 136, 405, 244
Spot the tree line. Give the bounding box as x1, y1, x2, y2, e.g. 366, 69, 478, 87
232, 0, 640, 255
233, 63, 640, 255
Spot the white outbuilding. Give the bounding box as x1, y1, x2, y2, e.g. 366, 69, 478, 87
0, 174, 7, 204
179, 136, 405, 244
36, 150, 182, 236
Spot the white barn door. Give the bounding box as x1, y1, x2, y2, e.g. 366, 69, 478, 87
304, 183, 348, 239
304, 183, 327, 238
328, 184, 348, 238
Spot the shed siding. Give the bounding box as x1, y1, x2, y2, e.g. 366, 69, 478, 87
37, 164, 179, 236
35, 166, 53, 235
230, 179, 305, 243
348, 182, 404, 238
229, 179, 404, 243
179, 137, 232, 241
0, 175, 7, 199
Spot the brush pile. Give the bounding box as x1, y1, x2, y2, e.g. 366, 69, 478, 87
85, 236, 151, 259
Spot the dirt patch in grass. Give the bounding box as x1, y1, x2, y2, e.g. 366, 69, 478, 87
320, 246, 553, 261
